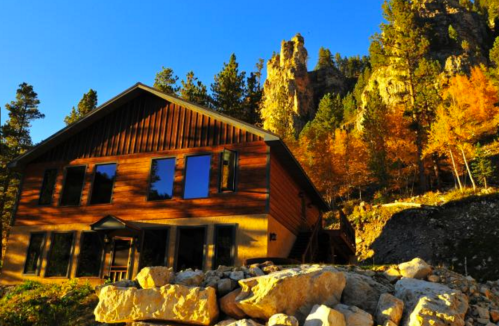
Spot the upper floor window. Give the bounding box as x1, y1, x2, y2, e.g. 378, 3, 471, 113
148, 158, 175, 201
184, 155, 211, 199
38, 169, 58, 205
219, 149, 237, 192
90, 163, 117, 205
60, 166, 86, 206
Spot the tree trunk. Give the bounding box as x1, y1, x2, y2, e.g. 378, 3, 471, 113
432, 154, 442, 191
460, 146, 476, 191
449, 149, 463, 191
0, 174, 12, 262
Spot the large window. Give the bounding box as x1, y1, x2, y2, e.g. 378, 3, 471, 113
184, 155, 211, 199
219, 149, 237, 192
76, 232, 104, 277
38, 169, 58, 205
148, 158, 175, 201
90, 164, 117, 205
60, 166, 86, 206
24, 233, 46, 274
45, 232, 74, 277
213, 225, 236, 268
139, 229, 169, 269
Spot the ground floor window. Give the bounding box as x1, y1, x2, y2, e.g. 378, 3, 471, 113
139, 229, 169, 269
213, 225, 236, 268
24, 233, 46, 274
76, 232, 104, 277
45, 232, 75, 277
176, 227, 206, 271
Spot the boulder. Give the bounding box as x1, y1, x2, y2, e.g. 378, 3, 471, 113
220, 288, 247, 319
215, 319, 237, 326
135, 266, 175, 289
94, 284, 218, 325
217, 278, 236, 296
304, 304, 346, 326
375, 293, 404, 325
343, 272, 391, 314
398, 258, 432, 279
224, 319, 263, 326
248, 267, 265, 277
175, 269, 204, 286
335, 304, 374, 326
395, 278, 468, 326
236, 266, 346, 321
268, 313, 299, 326
230, 271, 246, 281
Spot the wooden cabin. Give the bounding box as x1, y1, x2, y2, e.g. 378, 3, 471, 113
0, 83, 355, 285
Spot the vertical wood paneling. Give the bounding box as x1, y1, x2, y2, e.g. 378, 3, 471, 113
34, 93, 263, 163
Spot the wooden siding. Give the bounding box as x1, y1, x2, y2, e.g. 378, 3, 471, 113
34, 93, 263, 163
16, 142, 269, 226
269, 150, 320, 235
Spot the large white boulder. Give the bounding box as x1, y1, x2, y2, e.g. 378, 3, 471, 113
175, 269, 205, 286
395, 278, 468, 326
268, 313, 299, 326
398, 258, 432, 279
375, 293, 404, 325
235, 266, 346, 321
304, 304, 346, 326
94, 284, 219, 325
343, 272, 391, 314
335, 304, 374, 326
135, 266, 175, 289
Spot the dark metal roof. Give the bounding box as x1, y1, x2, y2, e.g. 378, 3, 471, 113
8, 83, 330, 211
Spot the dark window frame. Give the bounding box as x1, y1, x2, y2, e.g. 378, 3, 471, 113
218, 149, 239, 193
38, 168, 58, 206
76, 231, 105, 278
59, 165, 87, 207
138, 227, 170, 270
174, 225, 208, 271
213, 224, 237, 268
147, 156, 177, 202
182, 153, 212, 200
44, 231, 76, 278
23, 232, 47, 275
88, 163, 118, 206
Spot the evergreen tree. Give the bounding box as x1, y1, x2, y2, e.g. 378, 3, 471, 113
315, 47, 334, 70
0, 83, 44, 261
244, 59, 264, 125
370, 0, 431, 193
313, 93, 344, 134
472, 144, 495, 188
179, 71, 209, 106
362, 86, 389, 189
211, 54, 246, 120
154, 67, 179, 95
64, 89, 98, 125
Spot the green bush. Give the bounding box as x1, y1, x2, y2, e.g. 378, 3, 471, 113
0, 280, 98, 326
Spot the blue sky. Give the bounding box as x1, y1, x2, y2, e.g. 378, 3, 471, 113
0, 0, 383, 143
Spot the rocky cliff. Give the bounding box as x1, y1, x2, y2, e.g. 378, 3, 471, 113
260, 34, 346, 136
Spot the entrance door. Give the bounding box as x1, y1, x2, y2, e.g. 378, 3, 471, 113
176, 227, 206, 271
109, 237, 133, 282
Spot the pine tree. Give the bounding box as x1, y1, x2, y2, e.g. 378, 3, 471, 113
154, 67, 179, 95
313, 93, 343, 134
0, 83, 44, 261
472, 143, 495, 188
179, 71, 209, 106
315, 47, 334, 70
64, 89, 98, 125
370, 0, 431, 193
362, 86, 390, 189
244, 59, 264, 125
211, 54, 246, 120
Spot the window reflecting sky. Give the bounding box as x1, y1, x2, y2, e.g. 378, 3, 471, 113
184, 155, 211, 199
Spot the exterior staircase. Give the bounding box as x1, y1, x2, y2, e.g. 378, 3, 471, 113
288, 232, 312, 261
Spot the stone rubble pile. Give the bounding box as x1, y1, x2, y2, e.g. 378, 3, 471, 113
94, 257, 499, 326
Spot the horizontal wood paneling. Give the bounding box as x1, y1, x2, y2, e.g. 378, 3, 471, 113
269, 150, 320, 235
34, 93, 263, 163
16, 142, 269, 226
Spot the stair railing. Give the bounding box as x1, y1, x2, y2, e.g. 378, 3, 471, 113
339, 209, 356, 252
301, 213, 322, 263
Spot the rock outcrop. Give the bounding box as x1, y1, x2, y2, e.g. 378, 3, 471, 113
94, 284, 219, 325
235, 265, 346, 321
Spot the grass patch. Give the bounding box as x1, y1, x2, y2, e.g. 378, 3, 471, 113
0, 280, 98, 326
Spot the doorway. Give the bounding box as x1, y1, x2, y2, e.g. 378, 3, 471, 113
109, 237, 133, 282
175, 227, 206, 271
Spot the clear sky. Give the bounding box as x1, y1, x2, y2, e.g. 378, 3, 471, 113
0, 0, 383, 143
